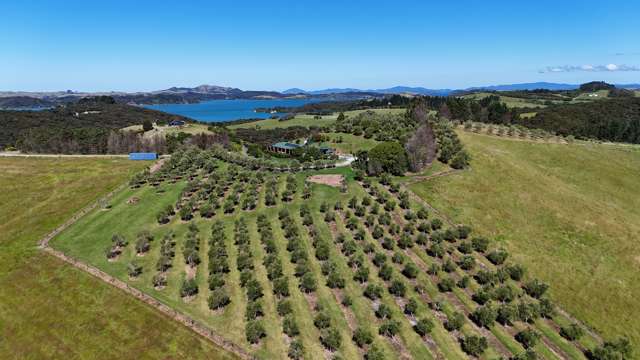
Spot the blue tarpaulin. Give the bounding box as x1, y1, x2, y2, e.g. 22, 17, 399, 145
129, 152, 157, 160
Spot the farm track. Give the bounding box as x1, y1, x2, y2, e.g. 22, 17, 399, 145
37, 160, 254, 360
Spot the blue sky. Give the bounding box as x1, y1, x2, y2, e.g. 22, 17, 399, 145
1, 0, 639, 92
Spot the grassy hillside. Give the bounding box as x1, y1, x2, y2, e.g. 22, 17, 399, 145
228, 108, 406, 130
409, 132, 640, 349
0, 157, 236, 359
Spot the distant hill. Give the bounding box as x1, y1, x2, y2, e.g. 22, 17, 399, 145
465, 82, 579, 92
3, 82, 639, 110
282, 88, 308, 95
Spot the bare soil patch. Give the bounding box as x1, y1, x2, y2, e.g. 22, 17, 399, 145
307, 174, 344, 187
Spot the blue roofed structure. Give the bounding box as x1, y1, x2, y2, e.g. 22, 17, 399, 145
129, 152, 158, 160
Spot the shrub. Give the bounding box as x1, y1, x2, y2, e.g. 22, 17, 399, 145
378, 320, 401, 337
404, 298, 418, 315
523, 279, 549, 299
494, 285, 517, 303
471, 305, 497, 328
327, 271, 345, 289
111, 233, 127, 247
513, 349, 538, 360
589, 338, 632, 360
373, 252, 387, 267
208, 273, 225, 290
299, 272, 317, 293
283, 315, 300, 337
430, 218, 443, 230
392, 252, 405, 264
517, 301, 541, 323
364, 284, 383, 300
445, 312, 465, 331
472, 288, 492, 305
475, 270, 495, 285
277, 299, 293, 316
458, 241, 473, 254
288, 339, 304, 359
378, 264, 393, 281
353, 267, 370, 283
442, 259, 457, 272
245, 300, 264, 320
497, 303, 518, 325
487, 249, 509, 265
314, 312, 331, 329
398, 234, 414, 249
353, 327, 374, 348
208, 288, 230, 309
559, 323, 584, 341
371, 226, 384, 239
135, 237, 150, 254
450, 150, 470, 169
457, 225, 472, 239
427, 243, 445, 258
471, 236, 489, 253
341, 295, 353, 307
320, 328, 342, 351
457, 275, 470, 288
180, 278, 198, 297
365, 344, 386, 360
382, 237, 395, 250
414, 318, 434, 336
375, 304, 392, 319
402, 263, 419, 279
127, 262, 142, 277
152, 273, 167, 288
247, 279, 263, 301
460, 335, 488, 356
245, 320, 266, 344
438, 277, 456, 292
506, 264, 526, 281
515, 329, 541, 349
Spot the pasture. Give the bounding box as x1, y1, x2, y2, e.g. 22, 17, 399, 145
0, 157, 236, 359
409, 131, 640, 352
228, 108, 407, 130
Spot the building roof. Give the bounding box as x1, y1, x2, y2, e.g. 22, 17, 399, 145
272, 142, 301, 150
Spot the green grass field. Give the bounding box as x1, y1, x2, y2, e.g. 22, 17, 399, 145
408, 132, 640, 351
0, 157, 237, 359
461, 92, 553, 108
228, 108, 407, 130
123, 122, 213, 137
318, 133, 381, 154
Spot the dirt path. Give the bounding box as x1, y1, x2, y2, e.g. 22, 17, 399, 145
36, 163, 254, 360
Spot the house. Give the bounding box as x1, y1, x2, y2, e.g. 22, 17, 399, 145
319, 146, 335, 155
129, 152, 158, 160
267, 142, 301, 155
169, 120, 185, 126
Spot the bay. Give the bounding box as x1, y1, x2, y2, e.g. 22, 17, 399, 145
142, 98, 319, 122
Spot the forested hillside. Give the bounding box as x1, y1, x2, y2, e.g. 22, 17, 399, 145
524, 98, 640, 143
0, 97, 192, 153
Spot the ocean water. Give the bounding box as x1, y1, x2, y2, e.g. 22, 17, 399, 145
142, 98, 319, 122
